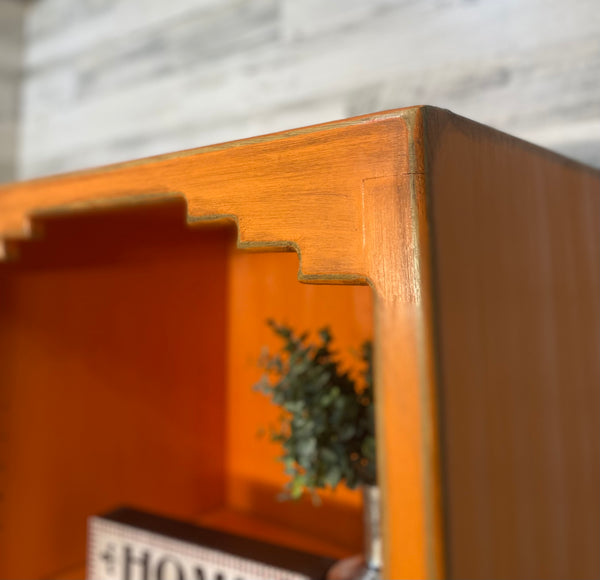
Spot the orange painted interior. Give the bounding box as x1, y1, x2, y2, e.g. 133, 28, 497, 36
225, 247, 372, 550
1, 107, 597, 579
0, 109, 435, 580
0, 200, 372, 578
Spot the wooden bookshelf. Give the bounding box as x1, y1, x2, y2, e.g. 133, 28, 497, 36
0, 106, 598, 579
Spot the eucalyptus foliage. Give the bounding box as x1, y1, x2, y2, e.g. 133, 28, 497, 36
254, 320, 375, 500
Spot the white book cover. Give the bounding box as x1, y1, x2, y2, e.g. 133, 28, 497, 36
87, 507, 334, 580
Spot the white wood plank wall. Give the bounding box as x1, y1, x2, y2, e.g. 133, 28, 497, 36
12, 0, 600, 178
0, 0, 25, 182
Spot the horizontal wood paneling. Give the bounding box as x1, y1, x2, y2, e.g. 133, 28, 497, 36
17, 0, 600, 178
0, 0, 24, 183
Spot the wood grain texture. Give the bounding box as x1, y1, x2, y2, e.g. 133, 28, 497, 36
362, 169, 444, 579
0, 110, 409, 281
424, 107, 600, 579
0, 107, 445, 579
20, 0, 600, 177
1, 106, 597, 579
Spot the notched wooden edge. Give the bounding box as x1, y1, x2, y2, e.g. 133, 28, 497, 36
0, 108, 422, 284
0, 192, 371, 287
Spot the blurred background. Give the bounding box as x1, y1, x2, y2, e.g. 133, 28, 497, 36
0, 0, 598, 183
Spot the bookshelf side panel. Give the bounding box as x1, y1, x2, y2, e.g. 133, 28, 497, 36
425, 108, 600, 579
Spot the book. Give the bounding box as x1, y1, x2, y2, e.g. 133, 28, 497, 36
87, 507, 335, 580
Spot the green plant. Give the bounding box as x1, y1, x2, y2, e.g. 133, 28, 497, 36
254, 320, 375, 500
